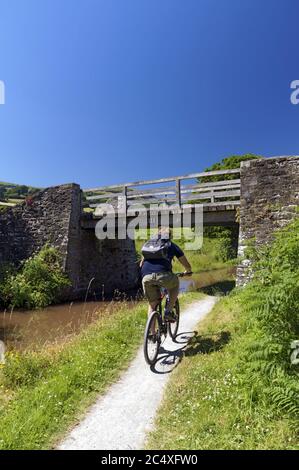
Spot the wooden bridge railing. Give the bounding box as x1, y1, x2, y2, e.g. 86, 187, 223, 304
83, 169, 241, 213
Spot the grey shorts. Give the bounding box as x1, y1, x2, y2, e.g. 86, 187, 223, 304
142, 271, 179, 304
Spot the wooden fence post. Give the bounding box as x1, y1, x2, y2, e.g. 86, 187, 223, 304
122, 186, 127, 214
211, 189, 215, 203
117, 186, 127, 214
176, 178, 181, 208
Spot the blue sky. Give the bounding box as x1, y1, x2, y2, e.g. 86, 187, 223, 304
0, 0, 299, 188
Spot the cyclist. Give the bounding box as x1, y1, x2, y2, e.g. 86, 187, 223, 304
140, 227, 192, 322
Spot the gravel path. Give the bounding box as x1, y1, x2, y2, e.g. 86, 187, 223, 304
58, 295, 217, 450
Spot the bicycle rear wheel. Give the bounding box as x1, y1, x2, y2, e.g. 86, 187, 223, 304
168, 299, 180, 340
144, 311, 161, 365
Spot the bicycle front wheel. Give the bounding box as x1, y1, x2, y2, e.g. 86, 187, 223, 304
168, 299, 180, 340
144, 311, 161, 365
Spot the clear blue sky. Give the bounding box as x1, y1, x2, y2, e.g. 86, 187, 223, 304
0, 0, 299, 188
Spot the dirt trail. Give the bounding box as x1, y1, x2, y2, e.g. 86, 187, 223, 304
58, 296, 217, 450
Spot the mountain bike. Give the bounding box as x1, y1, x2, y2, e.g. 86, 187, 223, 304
143, 272, 192, 365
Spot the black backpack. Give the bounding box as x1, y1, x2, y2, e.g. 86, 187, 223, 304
141, 237, 171, 260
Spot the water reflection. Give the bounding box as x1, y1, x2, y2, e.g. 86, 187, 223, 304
0, 267, 235, 351
0, 300, 129, 351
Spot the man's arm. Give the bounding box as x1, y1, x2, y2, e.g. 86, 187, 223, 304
140, 256, 144, 268
177, 255, 192, 274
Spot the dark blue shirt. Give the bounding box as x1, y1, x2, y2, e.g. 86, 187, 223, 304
141, 242, 184, 278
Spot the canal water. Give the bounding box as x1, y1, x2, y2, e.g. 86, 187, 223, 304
179, 266, 236, 295
0, 267, 235, 351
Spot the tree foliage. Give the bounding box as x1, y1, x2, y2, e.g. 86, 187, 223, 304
199, 153, 262, 182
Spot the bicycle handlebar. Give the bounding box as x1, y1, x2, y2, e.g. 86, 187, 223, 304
175, 272, 193, 277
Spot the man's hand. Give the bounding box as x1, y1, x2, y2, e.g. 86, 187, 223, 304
178, 255, 192, 274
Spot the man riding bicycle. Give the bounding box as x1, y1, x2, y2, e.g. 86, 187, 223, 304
140, 227, 192, 322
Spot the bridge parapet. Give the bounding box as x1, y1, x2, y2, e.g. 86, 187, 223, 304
83, 169, 241, 214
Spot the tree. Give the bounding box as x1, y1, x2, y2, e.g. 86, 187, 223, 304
18, 185, 29, 195
199, 154, 262, 182
199, 154, 263, 259
0, 187, 6, 201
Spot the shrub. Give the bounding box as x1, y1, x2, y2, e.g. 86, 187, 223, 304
204, 226, 238, 262
240, 217, 299, 416
0, 246, 70, 309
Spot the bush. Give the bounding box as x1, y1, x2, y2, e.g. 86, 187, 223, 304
240, 217, 299, 416
0, 246, 70, 309
204, 226, 238, 262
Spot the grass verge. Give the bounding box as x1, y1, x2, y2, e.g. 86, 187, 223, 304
147, 217, 299, 450
146, 292, 298, 450
0, 301, 147, 449
0, 291, 201, 450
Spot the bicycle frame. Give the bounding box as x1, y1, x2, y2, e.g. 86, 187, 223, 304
153, 289, 169, 336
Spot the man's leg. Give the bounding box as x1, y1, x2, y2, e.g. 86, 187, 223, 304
148, 301, 158, 316
142, 274, 160, 334
158, 272, 179, 312
168, 282, 179, 311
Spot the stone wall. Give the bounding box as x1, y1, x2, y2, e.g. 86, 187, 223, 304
0, 184, 139, 301
0, 184, 79, 270
236, 156, 299, 286
78, 231, 140, 299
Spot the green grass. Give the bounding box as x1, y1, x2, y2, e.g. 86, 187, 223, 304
0, 291, 201, 450
0, 198, 25, 209
146, 218, 299, 450
146, 293, 298, 450
0, 182, 18, 187
173, 237, 235, 273
0, 301, 147, 449
0, 181, 40, 206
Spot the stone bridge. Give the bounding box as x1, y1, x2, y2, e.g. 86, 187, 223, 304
82, 168, 241, 230
0, 156, 298, 300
